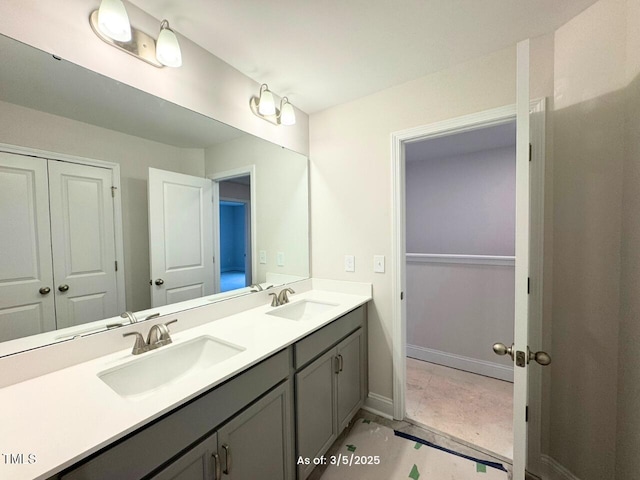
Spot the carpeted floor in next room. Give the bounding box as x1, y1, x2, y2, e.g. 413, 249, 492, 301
311, 411, 511, 480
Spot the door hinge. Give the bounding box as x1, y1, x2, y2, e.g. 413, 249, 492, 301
115, 260, 118, 271
527, 277, 530, 294
529, 143, 532, 162
400, 291, 404, 300
111, 186, 117, 198
526, 406, 529, 422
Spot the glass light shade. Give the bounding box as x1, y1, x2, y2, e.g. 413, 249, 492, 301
156, 23, 182, 67
279, 99, 296, 126
258, 86, 276, 116
97, 0, 131, 42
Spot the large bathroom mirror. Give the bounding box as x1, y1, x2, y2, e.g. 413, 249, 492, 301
0, 34, 309, 356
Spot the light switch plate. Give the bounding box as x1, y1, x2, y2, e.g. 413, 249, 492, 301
344, 255, 355, 272
277, 252, 285, 267
259, 250, 267, 264
373, 255, 385, 273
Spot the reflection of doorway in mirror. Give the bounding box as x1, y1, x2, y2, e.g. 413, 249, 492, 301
218, 176, 252, 292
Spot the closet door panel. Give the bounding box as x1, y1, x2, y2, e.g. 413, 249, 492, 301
48, 161, 119, 328
0, 152, 55, 341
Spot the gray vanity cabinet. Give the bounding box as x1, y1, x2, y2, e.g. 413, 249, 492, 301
152, 381, 293, 480
295, 306, 366, 480
151, 433, 218, 480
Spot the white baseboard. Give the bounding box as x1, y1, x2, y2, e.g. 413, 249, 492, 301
407, 344, 514, 382
363, 392, 394, 419
541, 455, 581, 480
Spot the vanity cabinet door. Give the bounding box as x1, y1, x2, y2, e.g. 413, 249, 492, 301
336, 328, 365, 432
216, 380, 293, 480
151, 432, 218, 480
295, 348, 338, 480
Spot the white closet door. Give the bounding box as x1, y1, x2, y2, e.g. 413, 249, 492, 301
48, 161, 119, 329
0, 152, 56, 341
148, 168, 214, 307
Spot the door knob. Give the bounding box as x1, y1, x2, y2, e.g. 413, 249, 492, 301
154, 278, 164, 286
58, 284, 70, 292
492, 342, 514, 361
39, 286, 51, 295
528, 348, 552, 366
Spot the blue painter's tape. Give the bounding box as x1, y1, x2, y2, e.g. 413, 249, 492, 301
393, 430, 508, 473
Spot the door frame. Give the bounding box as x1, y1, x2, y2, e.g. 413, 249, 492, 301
390, 99, 546, 472
208, 166, 257, 293
0, 142, 126, 313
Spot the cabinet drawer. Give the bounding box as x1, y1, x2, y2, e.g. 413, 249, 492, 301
294, 306, 364, 370
61, 348, 289, 480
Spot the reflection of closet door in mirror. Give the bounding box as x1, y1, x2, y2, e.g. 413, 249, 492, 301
48, 161, 119, 329
148, 168, 214, 307
0, 153, 56, 341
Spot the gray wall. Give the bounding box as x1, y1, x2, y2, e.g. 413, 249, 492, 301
406, 146, 516, 255
405, 145, 515, 378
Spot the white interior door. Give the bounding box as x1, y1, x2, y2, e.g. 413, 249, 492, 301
48, 160, 119, 329
148, 168, 214, 307
512, 39, 531, 480
0, 152, 56, 341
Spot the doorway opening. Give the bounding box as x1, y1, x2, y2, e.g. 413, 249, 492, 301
390, 100, 546, 474
403, 121, 516, 460
217, 176, 252, 292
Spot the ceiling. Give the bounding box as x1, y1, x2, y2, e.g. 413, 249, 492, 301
128, 0, 598, 114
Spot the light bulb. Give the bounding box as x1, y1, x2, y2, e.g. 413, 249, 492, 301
156, 20, 182, 68
279, 98, 296, 126
97, 0, 131, 42
258, 85, 276, 116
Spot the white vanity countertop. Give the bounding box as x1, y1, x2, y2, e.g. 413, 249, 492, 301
0, 283, 371, 480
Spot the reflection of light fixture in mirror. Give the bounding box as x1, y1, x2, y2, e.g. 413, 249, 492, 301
97, 0, 131, 42
156, 20, 182, 67
250, 84, 297, 126
90, 7, 181, 69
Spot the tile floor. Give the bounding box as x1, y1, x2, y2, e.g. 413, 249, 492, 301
405, 358, 514, 460
314, 411, 511, 480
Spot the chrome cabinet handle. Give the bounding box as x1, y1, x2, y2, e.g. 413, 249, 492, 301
222, 444, 231, 474
334, 356, 340, 374
58, 284, 70, 292
154, 278, 164, 286
39, 286, 51, 295
338, 354, 344, 372
212, 452, 221, 480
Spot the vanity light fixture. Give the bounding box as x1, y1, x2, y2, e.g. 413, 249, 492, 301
90, 2, 182, 69
97, 0, 131, 42
156, 20, 182, 67
250, 84, 297, 126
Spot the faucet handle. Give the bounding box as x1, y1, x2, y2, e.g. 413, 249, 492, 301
164, 319, 178, 330
123, 332, 147, 354
269, 292, 279, 307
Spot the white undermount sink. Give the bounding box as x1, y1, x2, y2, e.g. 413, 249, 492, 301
98, 336, 245, 399
267, 299, 339, 321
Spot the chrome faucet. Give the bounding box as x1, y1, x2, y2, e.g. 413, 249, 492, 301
250, 284, 264, 292
123, 319, 178, 355
120, 311, 138, 324
269, 288, 295, 307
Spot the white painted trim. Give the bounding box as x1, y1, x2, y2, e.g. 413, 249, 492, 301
541, 455, 582, 480
390, 96, 546, 475
0, 142, 127, 313
407, 345, 514, 382
208, 166, 257, 294
406, 253, 515, 267
363, 392, 394, 419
